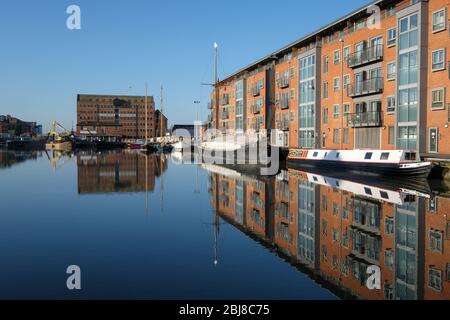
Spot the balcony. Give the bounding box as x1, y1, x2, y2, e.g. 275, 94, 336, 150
347, 45, 383, 68
278, 78, 289, 89
346, 111, 382, 128
251, 86, 261, 97
347, 78, 383, 98
220, 95, 229, 106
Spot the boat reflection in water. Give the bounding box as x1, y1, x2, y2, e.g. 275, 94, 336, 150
76, 150, 168, 194
206, 164, 450, 300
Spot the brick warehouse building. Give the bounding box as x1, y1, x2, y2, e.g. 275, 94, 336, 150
210, 0, 450, 158
76, 94, 156, 140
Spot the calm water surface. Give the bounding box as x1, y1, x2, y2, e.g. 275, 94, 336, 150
0, 150, 449, 300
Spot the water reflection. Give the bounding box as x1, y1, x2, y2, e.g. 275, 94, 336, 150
0, 150, 40, 169
76, 150, 168, 194
206, 165, 450, 300
1, 149, 449, 299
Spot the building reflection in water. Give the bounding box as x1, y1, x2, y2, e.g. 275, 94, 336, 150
0, 150, 41, 169
206, 164, 450, 300
77, 151, 168, 194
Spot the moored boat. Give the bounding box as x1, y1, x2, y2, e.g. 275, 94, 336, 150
287, 149, 432, 177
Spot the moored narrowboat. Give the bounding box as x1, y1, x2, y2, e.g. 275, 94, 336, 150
287, 149, 432, 177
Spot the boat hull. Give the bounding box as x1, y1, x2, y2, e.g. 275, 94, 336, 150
287, 158, 431, 177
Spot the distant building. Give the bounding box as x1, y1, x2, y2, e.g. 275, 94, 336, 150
76, 94, 156, 140
155, 110, 168, 137
0, 115, 41, 137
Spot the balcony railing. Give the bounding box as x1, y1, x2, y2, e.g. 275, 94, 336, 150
346, 111, 382, 128
347, 78, 383, 97
347, 45, 383, 68
251, 86, 261, 97
278, 78, 289, 89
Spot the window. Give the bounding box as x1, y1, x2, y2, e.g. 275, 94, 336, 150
432, 49, 445, 71
343, 74, 350, 89
322, 195, 328, 211
324, 56, 329, 73
365, 152, 373, 160
344, 128, 349, 144
333, 129, 339, 144
385, 249, 394, 268
387, 62, 396, 80
386, 96, 396, 114
385, 217, 394, 235
430, 230, 443, 253
432, 8, 447, 33
333, 105, 340, 118
381, 152, 390, 160
431, 88, 445, 110
343, 46, 350, 60
387, 28, 396, 47
388, 126, 395, 145
323, 108, 328, 124
290, 67, 295, 78
333, 77, 340, 92
429, 268, 442, 292
334, 50, 340, 64
399, 14, 418, 51
290, 89, 295, 100
323, 81, 329, 98
343, 103, 350, 114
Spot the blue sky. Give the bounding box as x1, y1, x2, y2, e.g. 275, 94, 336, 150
0, 0, 369, 131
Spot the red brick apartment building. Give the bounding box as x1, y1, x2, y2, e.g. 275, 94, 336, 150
210, 0, 450, 158
76, 94, 156, 140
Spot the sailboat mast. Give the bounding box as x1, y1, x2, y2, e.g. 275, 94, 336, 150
160, 85, 164, 139
145, 82, 148, 144
214, 43, 219, 131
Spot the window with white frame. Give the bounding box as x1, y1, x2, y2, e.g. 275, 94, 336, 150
429, 268, 442, 292
324, 56, 329, 73
343, 103, 350, 114
387, 28, 397, 47
430, 230, 444, 253
333, 105, 340, 119
343, 74, 350, 89
431, 88, 445, 110
290, 67, 295, 78
333, 77, 340, 92
387, 96, 396, 113
432, 8, 447, 33
324, 81, 329, 98
432, 49, 446, 71
334, 50, 340, 64
387, 62, 396, 80
343, 46, 350, 60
